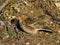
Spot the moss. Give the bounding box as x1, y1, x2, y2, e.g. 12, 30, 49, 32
22, 32, 27, 36
10, 31, 17, 37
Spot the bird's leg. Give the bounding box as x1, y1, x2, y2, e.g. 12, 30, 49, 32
14, 26, 19, 40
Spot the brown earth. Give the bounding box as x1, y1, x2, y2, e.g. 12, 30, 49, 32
0, 0, 60, 45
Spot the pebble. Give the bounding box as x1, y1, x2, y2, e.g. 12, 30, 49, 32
56, 40, 60, 43
0, 21, 5, 26
37, 43, 40, 45
26, 42, 30, 45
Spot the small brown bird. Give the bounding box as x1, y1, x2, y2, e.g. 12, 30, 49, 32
11, 18, 53, 34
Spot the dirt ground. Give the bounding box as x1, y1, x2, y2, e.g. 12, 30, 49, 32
0, 0, 60, 45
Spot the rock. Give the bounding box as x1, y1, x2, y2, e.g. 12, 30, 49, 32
0, 21, 5, 26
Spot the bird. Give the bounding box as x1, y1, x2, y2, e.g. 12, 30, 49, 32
10, 18, 54, 34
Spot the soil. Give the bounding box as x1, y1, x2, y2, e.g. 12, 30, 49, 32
0, 0, 60, 45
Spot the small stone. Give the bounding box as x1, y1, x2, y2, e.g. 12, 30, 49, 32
0, 21, 5, 26
12, 16, 16, 19
5, 33, 9, 38
15, 7, 20, 12
26, 42, 30, 45
56, 40, 60, 43
58, 31, 60, 34
37, 43, 40, 45
31, 10, 34, 13
24, 1, 27, 4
